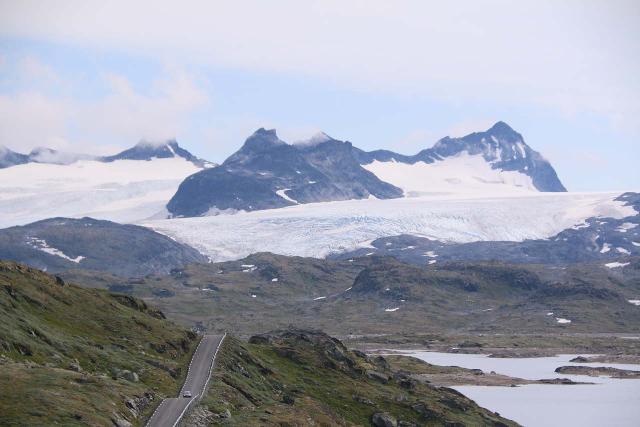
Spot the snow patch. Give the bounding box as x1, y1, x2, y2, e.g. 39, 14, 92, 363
616, 222, 637, 233
555, 317, 571, 324
385, 307, 400, 312
600, 243, 611, 254
276, 189, 299, 204
616, 247, 631, 255
605, 262, 630, 269
313, 296, 327, 301
26, 237, 85, 263
628, 300, 640, 306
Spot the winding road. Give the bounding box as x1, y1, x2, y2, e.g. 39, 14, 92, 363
146, 334, 225, 427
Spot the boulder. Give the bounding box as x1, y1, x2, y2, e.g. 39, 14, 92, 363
371, 412, 397, 427
366, 370, 390, 383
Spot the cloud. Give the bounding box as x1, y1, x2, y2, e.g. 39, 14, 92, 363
0, 58, 210, 153
0, 91, 70, 150
79, 68, 209, 143
1, 1, 638, 132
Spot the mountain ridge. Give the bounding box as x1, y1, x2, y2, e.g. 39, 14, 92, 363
167, 121, 566, 217
0, 139, 214, 169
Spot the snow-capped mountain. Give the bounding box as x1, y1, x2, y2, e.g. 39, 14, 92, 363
0, 139, 214, 169
357, 121, 565, 195
0, 140, 213, 228
101, 139, 215, 168
166, 128, 402, 217
167, 122, 565, 217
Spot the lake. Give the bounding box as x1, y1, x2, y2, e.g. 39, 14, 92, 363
402, 351, 640, 427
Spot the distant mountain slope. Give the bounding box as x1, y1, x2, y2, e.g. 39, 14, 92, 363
101, 139, 215, 168
0, 261, 197, 426
0, 217, 207, 277
167, 122, 564, 217
1, 139, 214, 169
0, 145, 29, 168
167, 129, 402, 217
358, 122, 566, 195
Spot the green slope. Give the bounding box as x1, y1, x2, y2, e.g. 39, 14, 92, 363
0, 261, 198, 426
186, 329, 517, 426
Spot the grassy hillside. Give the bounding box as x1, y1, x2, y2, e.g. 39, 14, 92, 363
0, 261, 198, 426
185, 329, 517, 426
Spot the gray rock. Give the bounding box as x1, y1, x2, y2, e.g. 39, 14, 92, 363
111, 414, 132, 427
68, 358, 82, 372
371, 412, 398, 427
366, 370, 390, 383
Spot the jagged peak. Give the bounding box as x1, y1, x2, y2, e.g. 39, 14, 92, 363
487, 121, 515, 134
242, 128, 287, 150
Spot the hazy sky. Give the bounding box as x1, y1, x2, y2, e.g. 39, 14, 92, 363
0, 0, 638, 191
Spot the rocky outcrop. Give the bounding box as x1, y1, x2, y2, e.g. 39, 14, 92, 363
555, 366, 640, 378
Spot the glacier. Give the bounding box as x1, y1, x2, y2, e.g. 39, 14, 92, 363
0, 157, 201, 228
142, 191, 636, 262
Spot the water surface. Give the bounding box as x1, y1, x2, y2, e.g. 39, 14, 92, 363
404, 351, 640, 427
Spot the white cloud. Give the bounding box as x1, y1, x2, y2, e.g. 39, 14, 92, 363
1, 1, 638, 131
79, 68, 208, 142
0, 59, 210, 153
0, 91, 70, 151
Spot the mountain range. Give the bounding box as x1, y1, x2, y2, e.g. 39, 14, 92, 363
167, 121, 565, 217
0, 122, 566, 226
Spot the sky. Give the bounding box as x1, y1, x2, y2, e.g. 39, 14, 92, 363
0, 0, 638, 191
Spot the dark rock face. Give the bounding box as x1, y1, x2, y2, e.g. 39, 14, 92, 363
0, 217, 207, 277
0, 146, 30, 168
335, 192, 640, 266
167, 129, 402, 217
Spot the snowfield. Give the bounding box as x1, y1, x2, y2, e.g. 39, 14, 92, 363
142, 191, 636, 262
0, 158, 200, 228
362, 152, 536, 197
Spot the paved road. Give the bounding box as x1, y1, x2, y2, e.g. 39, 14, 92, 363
146, 334, 225, 427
